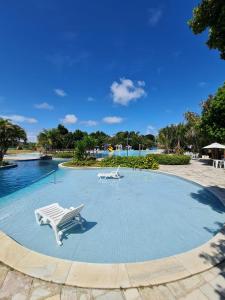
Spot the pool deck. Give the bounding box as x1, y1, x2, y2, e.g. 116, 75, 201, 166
0, 160, 225, 299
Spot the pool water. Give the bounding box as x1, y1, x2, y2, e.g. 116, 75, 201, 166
0, 159, 62, 197
0, 166, 224, 263
96, 149, 163, 158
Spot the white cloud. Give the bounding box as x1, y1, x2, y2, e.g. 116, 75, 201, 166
198, 81, 207, 88
146, 125, 157, 135
110, 78, 146, 106
0, 114, 37, 124
137, 80, 145, 87
34, 102, 54, 110
103, 116, 123, 124
148, 8, 163, 26
80, 120, 98, 126
87, 96, 95, 102
61, 114, 78, 124
54, 88, 67, 97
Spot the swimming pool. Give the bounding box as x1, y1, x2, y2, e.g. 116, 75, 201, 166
0, 159, 62, 197
96, 149, 163, 158
0, 166, 224, 263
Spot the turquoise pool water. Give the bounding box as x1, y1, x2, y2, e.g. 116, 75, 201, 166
96, 149, 162, 158
0, 159, 62, 197
0, 166, 224, 263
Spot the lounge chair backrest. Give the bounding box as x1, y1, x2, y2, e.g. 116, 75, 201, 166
115, 165, 120, 173
58, 204, 84, 226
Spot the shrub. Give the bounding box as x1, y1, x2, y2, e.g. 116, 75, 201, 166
53, 152, 74, 158
147, 154, 191, 165
74, 136, 97, 161
64, 158, 97, 167
100, 156, 159, 170
74, 140, 86, 160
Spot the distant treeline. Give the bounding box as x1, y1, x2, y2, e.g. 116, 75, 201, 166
37, 126, 156, 151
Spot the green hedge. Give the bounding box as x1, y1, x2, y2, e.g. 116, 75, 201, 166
147, 154, 191, 165
62, 154, 190, 168
53, 152, 74, 158
63, 157, 97, 167
63, 160, 97, 167
100, 156, 159, 170
62, 156, 159, 169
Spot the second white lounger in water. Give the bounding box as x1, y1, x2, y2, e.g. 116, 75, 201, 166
35, 203, 84, 245
97, 165, 121, 179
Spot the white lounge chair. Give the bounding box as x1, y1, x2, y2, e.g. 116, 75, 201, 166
97, 166, 121, 179
35, 203, 84, 245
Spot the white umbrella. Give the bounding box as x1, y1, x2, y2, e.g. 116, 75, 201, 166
203, 142, 225, 160
203, 142, 225, 149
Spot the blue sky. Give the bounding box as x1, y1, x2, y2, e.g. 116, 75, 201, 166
0, 0, 224, 141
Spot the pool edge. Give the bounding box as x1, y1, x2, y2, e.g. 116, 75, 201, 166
0, 166, 225, 289
0, 228, 225, 288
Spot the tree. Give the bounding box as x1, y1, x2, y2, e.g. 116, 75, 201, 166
143, 134, 155, 149
0, 118, 26, 162
74, 140, 86, 161
110, 131, 128, 148
158, 124, 187, 154
174, 123, 186, 154
57, 124, 69, 136
184, 111, 203, 153
74, 136, 96, 161
63, 132, 74, 149
38, 125, 77, 151
82, 136, 96, 153
73, 129, 87, 142
37, 128, 63, 151
158, 125, 178, 153
201, 83, 225, 142
37, 129, 52, 151
89, 131, 109, 149
189, 0, 225, 59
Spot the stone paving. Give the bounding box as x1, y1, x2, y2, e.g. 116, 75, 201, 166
0, 160, 224, 299
159, 159, 225, 205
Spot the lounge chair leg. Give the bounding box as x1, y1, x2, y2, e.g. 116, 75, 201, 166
53, 226, 62, 246
77, 214, 85, 230
35, 211, 41, 225
80, 221, 85, 230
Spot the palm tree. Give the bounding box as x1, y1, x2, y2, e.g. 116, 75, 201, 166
0, 118, 27, 163
158, 126, 176, 153
175, 123, 186, 154
37, 129, 53, 152
184, 112, 202, 153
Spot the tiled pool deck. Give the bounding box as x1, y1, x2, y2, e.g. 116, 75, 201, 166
0, 159, 224, 299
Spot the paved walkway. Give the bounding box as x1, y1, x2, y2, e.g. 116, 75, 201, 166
0, 160, 225, 299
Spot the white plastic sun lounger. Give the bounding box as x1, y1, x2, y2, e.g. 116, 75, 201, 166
35, 203, 84, 245
97, 166, 121, 179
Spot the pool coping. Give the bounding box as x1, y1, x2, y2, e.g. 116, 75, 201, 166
0, 165, 225, 289
4, 157, 41, 161
0, 163, 18, 170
